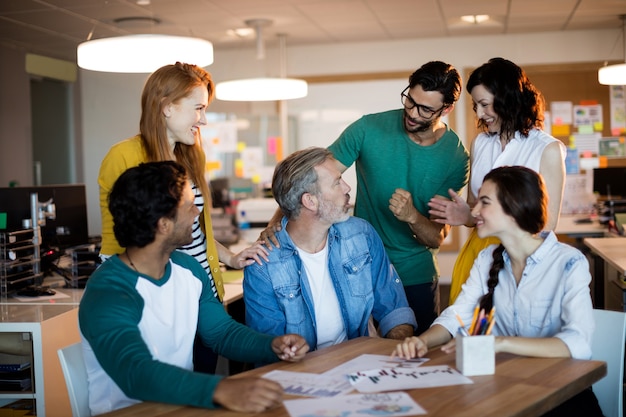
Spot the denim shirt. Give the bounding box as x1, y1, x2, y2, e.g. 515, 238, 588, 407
243, 216, 417, 350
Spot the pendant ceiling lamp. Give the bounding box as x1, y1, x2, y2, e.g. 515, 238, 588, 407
77, 14, 213, 73
598, 15, 626, 85
216, 19, 308, 101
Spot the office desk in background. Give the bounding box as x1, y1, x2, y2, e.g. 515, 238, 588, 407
221, 269, 244, 307
584, 237, 626, 311
97, 337, 606, 417
555, 214, 606, 240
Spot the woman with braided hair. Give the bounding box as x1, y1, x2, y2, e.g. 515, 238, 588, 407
393, 166, 602, 417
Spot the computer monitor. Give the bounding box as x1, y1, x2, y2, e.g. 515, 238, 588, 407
0, 184, 89, 251
210, 177, 230, 209
593, 167, 626, 199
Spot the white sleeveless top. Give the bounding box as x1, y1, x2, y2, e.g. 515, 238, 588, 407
470, 128, 565, 197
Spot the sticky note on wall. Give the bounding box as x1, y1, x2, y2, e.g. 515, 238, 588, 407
552, 124, 570, 137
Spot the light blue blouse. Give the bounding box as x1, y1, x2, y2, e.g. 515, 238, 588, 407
436, 231, 594, 359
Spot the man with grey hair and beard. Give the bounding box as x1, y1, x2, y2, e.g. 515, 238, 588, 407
244, 147, 416, 353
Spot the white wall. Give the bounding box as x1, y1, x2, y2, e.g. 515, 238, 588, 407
80, 28, 622, 281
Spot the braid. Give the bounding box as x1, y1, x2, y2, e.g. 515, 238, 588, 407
479, 244, 505, 313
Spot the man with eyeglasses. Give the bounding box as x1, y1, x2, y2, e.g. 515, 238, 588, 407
326, 61, 470, 335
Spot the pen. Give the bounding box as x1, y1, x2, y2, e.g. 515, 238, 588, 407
453, 310, 470, 336
477, 317, 488, 335
485, 316, 496, 335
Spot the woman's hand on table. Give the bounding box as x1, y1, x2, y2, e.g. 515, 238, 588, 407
391, 336, 428, 359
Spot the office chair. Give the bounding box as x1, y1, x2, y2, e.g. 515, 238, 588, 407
58, 342, 91, 417
591, 309, 626, 417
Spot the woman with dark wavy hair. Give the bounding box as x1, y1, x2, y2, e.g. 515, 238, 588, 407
394, 165, 601, 417
428, 57, 566, 304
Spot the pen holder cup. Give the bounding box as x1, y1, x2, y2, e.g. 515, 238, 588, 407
456, 334, 495, 376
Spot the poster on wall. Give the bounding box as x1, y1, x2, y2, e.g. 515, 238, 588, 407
571, 132, 601, 155
610, 85, 626, 135
550, 101, 573, 125
201, 120, 238, 152
240, 146, 264, 180
572, 104, 602, 130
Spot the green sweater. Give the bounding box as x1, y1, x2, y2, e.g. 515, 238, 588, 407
79, 252, 276, 414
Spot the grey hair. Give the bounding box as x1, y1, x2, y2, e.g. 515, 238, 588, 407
272, 147, 334, 219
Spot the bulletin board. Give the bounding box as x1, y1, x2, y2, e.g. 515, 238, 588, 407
464, 61, 616, 148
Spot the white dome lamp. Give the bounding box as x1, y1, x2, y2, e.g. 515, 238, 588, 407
77, 17, 213, 73
216, 19, 308, 101
598, 15, 626, 85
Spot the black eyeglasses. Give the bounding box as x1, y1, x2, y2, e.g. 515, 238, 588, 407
400, 87, 446, 119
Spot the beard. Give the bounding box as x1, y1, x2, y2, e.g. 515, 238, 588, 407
317, 195, 350, 224
403, 110, 435, 133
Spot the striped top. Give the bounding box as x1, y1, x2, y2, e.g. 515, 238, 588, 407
176, 182, 218, 299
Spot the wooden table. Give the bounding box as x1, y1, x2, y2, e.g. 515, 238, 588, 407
584, 237, 626, 278
98, 337, 606, 417
555, 214, 606, 240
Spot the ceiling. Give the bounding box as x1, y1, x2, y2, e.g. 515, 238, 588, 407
2, 0, 626, 65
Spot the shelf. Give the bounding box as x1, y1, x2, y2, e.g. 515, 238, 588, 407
0, 304, 80, 416
1, 228, 42, 298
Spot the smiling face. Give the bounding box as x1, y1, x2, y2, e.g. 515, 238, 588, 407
471, 179, 519, 239
163, 85, 208, 148
313, 159, 352, 225
470, 84, 501, 135
402, 85, 446, 134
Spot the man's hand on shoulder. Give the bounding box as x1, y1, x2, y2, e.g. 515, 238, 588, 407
258, 209, 283, 249
271, 334, 309, 362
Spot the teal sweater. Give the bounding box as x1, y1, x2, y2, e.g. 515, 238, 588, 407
329, 109, 469, 286
79, 252, 276, 414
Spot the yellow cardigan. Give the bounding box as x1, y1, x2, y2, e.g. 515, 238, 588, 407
98, 135, 224, 300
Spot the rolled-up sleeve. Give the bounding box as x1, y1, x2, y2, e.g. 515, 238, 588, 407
554, 254, 594, 359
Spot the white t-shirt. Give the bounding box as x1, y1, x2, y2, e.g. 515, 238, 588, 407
297, 243, 347, 349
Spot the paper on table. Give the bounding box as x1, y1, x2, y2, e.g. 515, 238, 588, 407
322, 354, 429, 378
262, 370, 354, 397
283, 391, 425, 417
348, 365, 473, 393
263, 354, 436, 399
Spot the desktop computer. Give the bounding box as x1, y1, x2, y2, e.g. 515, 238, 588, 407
0, 184, 90, 295
593, 167, 626, 199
